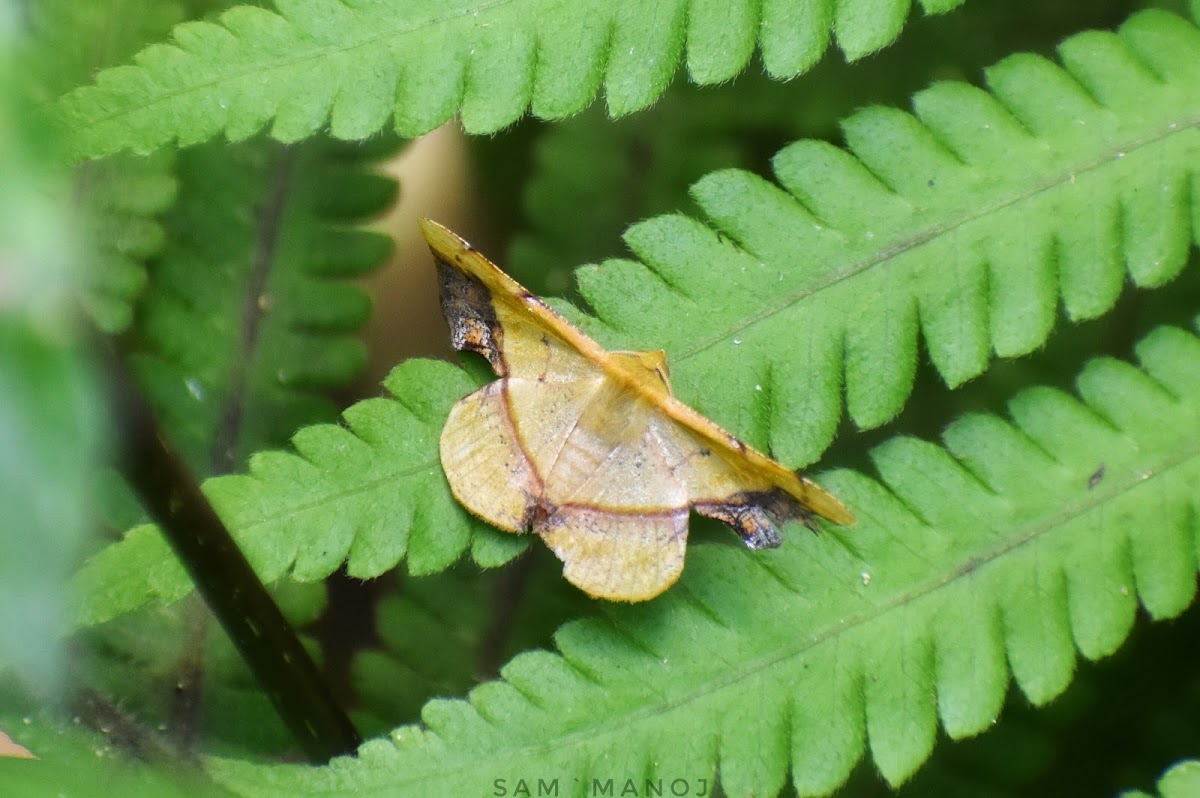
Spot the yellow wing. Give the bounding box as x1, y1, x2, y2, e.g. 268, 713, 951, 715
423, 218, 854, 602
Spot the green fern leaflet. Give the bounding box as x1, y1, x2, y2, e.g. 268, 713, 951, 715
51, 5, 1200, 795
205, 316, 1200, 795
1123, 761, 1200, 798
52, 0, 964, 160
73, 7, 1200, 629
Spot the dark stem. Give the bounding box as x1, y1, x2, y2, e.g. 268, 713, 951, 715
99, 336, 362, 763
167, 597, 210, 751
169, 144, 296, 751
213, 146, 295, 474
476, 551, 537, 680
72, 687, 177, 762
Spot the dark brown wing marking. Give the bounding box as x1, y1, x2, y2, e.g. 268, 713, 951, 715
695, 488, 817, 549
436, 260, 507, 375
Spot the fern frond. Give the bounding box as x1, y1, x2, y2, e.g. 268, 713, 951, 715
72, 359, 530, 627
70, 135, 397, 625
560, 7, 1200, 466
352, 572, 507, 731
895, 601, 1200, 797
0, 684, 229, 796
1123, 762, 1200, 798
25, 0, 185, 101
25, 0, 185, 333
129, 135, 393, 473
77, 153, 177, 332
72, 8, 1200, 626
52, 0, 958, 160
78, 580, 327, 754
510, 72, 813, 295
207, 320, 1200, 797
508, 1, 1136, 299
353, 558, 588, 731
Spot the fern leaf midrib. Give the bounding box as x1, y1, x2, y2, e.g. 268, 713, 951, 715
354, 430, 1200, 789
671, 439, 1199, 725
228, 461, 438, 537
73, 0, 519, 130
675, 113, 1200, 363
212, 147, 295, 473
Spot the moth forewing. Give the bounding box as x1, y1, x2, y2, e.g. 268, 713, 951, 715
421, 218, 854, 601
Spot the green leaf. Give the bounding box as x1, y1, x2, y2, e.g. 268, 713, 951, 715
130, 136, 394, 474
76, 153, 178, 333
510, 72, 818, 296
73, 6, 1200, 629
835, 0, 911, 61
25, 0, 184, 333
0, 680, 232, 797
24, 0, 186, 101
1123, 761, 1200, 798
205, 318, 1200, 795
40, 3, 1200, 790
352, 557, 588, 734
51, 0, 958, 160
508, 0, 1123, 298
73, 139, 397, 650
71, 359, 527, 627
568, 8, 1200, 466
78, 581, 328, 756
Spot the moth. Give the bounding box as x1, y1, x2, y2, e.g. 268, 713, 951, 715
422, 219, 854, 602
